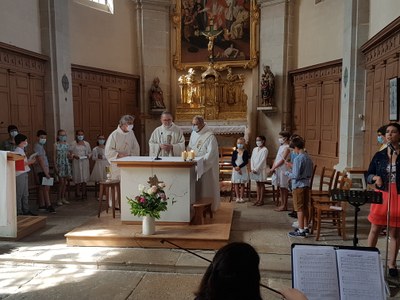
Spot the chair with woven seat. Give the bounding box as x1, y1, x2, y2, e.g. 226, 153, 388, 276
311, 172, 351, 241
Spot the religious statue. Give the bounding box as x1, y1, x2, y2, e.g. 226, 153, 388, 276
149, 77, 166, 109
201, 30, 223, 62
260, 65, 275, 106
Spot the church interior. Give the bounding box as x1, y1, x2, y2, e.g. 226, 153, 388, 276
1, 0, 400, 299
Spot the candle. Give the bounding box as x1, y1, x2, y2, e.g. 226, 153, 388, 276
187, 150, 195, 160
181, 151, 187, 160
191, 150, 195, 159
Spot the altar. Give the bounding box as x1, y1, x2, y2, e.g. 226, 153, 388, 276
114, 156, 203, 224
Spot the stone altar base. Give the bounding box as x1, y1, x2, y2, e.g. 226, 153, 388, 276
65, 202, 233, 250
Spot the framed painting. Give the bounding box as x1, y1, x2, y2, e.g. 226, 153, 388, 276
172, 0, 259, 70
389, 77, 399, 121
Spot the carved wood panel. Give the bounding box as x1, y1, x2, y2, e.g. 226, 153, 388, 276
0, 43, 46, 151
361, 17, 400, 168
289, 60, 341, 170
71, 66, 140, 150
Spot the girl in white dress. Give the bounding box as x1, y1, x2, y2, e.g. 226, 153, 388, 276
231, 137, 249, 203
70, 129, 92, 199
270, 131, 291, 211
90, 135, 110, 183
250, 135, 269, 206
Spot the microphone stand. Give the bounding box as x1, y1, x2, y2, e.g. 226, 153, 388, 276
160, 239, 283, 297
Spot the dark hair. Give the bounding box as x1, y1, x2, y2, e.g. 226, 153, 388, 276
195, 242, 262, 300
290, 136, 305, 149
279, 131, 291, 139
377, 125, 387, 135
256, 135, 266, 143
37, 130, 47, 137
14, 134, 27, 146
7, 125, 18, 133
386, 123, 400, 133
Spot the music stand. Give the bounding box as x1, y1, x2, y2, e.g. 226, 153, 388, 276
331, 189, 383, 247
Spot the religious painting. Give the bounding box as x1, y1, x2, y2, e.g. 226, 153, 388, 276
172, 0, 259, 70
389, 77, 399, 121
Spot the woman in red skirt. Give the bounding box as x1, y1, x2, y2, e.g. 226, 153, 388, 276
367, 123, 400, 277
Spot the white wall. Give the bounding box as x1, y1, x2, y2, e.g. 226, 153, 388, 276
69, 0, 137, 74
295, 0, 344, 68
370, 0, 400, 38
0, 0, 41, 53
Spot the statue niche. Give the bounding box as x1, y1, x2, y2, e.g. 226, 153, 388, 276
176, 66, 247, 121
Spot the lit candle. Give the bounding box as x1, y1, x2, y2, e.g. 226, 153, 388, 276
181, 151, 187, 160
191, 150, 195, 159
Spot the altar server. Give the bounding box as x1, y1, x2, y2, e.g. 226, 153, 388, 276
149, 111, 185, 157
187, 115, 220, 211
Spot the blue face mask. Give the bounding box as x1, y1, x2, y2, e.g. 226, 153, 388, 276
59, 135, 67, 142
77, 135, 84, 141
39, 138, 46, 145
98, 139, 105, 145
10, 130, 18, 138
377, 135, 384, 144
192, 125, 199, 132
237, 144, 244, 149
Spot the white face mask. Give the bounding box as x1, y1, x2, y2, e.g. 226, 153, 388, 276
10, 130, 18, 138
127, 124, 134, 132
278, 138, 285, 144
256, 141, 263, 147
192, 125, 199, 132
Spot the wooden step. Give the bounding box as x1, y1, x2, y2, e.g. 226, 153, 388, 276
0, 216, 47, 241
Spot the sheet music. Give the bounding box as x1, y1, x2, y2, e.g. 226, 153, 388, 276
292, 245, 340, 300
292, 245, 387, 300
336, 249, 386, 300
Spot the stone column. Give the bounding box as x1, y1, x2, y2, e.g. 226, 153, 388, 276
336, 0, 369, 171
257, 0, 294, 155
39, 0, 74, 140
133, 0, 171, 154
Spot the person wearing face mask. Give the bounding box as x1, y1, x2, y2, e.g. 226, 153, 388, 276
90, 134, 110, 189
0, 125, 19, 151
187, 115, 220, 211
14, 134, 37, 216
70, 129, 92, 200
34, 130, 55, 213
53, 129, 72, 206
270, 131, 291, 212
149, 111, 185, 157
377, 125, 387, 151
250, 135, 269, 206
231, 137, 249, 203
105, 115, 140, 180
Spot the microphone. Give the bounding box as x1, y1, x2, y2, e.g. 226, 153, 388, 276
388, 143, 398, 155
155, 146, 162, 160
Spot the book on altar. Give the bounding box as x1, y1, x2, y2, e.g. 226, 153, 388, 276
41, 177, 54, 186
291, 244, 387, 300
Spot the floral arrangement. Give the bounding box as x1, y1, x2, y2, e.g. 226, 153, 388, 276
127, 175, 168, 219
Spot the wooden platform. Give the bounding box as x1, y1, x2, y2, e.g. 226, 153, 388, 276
65, 202, 234, 250
0, 216, 47, 241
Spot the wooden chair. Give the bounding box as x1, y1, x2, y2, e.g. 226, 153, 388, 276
311, 166, 336, 197
311, 172, 351, 241
219, 146, 235, 181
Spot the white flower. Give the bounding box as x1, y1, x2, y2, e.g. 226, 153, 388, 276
138, 184, 146, 193
158, 182, 166, 188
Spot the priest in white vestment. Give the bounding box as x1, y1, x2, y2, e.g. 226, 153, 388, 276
187, 116, 220, 211
149, 111, 185, 157
105, 115, 140, 180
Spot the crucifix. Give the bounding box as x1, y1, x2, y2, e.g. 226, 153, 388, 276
201, 29, 223, 63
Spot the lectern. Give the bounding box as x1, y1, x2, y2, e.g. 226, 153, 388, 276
113, 156, 203, 224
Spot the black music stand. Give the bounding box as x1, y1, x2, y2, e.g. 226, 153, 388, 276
331, 189, 383, 247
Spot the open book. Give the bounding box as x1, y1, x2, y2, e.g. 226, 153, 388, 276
291, 244, 387, 300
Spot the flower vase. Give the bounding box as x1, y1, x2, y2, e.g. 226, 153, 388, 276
142, 215, 156, 235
